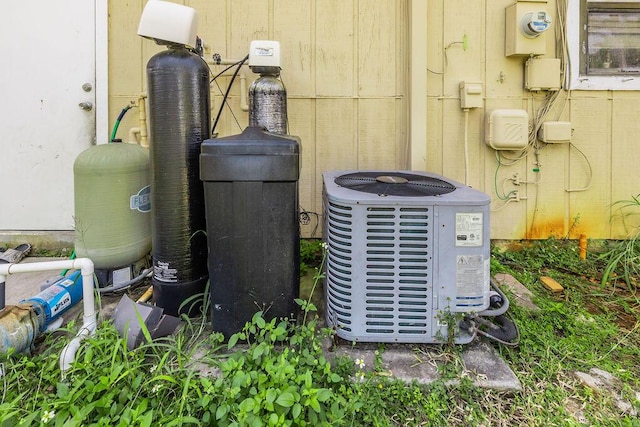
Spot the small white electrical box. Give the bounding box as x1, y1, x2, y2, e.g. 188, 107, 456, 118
485, 109, 529, 150
525, 58, 561, 91
138, 1, 198, 48
249, 40, 281, 70
538, 121, 571, 143
459, 81, 484, 109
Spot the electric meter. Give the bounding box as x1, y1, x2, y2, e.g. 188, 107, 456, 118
521, 11, 551, 37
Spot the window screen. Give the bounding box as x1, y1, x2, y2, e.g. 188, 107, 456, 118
585, 2, 640, 75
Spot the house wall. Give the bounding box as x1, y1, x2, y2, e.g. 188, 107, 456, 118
423, 0, 640, 239
108, 0, 640, 240
108, 0, 408, 239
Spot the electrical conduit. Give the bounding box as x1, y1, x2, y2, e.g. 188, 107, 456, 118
463, 108, 470, 185
138, 94, 149, 148
0, 258, 96, 376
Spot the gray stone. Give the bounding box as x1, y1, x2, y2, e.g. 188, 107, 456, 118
494, 273, 540, 311
575, 370, 606, 390
574, 369, 638, 417
461, 341, 522, 391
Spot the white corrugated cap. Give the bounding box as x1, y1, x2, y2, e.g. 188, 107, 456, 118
138, 0, 198, 48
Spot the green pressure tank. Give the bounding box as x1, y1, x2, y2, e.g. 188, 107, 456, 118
73, 142, 151, 269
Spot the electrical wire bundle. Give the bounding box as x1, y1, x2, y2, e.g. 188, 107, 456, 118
208, 55, 249, 135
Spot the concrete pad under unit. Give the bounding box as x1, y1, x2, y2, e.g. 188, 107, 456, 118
329, 340, 522, 392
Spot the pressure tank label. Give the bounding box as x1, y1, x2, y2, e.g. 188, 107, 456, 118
455, 212, 483, 247
130, 185, 151, 213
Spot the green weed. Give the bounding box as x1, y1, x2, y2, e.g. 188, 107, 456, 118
600, 195, 640, 288
299, 239, 323, 276
0, 239, 639, 426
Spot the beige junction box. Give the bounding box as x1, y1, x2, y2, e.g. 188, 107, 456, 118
485, 109, 529, 150
538, 121, 572, 143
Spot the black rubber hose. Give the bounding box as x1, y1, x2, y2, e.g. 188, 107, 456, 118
98, 268, 153, 294
478, 278, 510, 317
482, 315, 518, 342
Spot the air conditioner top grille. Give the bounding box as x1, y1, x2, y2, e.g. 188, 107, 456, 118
335, 172, 457, 197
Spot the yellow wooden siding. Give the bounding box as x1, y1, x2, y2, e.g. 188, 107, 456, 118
108, 0, 639, 240
611, 94, 640, 238
108, 0, 407, 238
569, 95, 612, 238
425, 0, 640, 240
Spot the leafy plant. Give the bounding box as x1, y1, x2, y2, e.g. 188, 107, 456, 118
1, 239, 640, 426
209, 245, 352, 426
600, 195, 640, 288
599, 236, 640, 288
299, 239, 324, 276
212, 312, 346, 426
435, 308, 464, 349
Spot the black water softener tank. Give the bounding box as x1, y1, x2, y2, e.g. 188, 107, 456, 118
147, 46, 210, 316
200, 126, 300, 337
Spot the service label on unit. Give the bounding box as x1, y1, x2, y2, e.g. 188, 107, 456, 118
455, 255, 484, 296
455, 212, 483, 247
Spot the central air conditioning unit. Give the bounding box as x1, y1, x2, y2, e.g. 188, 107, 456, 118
323, 170, 491, 344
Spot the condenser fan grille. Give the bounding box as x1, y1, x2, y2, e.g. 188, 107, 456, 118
335, 172, 457, 197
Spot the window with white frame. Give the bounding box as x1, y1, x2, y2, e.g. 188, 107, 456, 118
568, 0, 640, 89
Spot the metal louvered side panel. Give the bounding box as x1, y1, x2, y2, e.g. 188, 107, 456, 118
324, 199, 353, 332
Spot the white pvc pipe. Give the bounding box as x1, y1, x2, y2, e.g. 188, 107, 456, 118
128, 127, 141, 144
239, 73, 249, 112
0, 258, 96, 376
463, 108, 470, 186
137, 94, 149, 148
205, 57, 245, 66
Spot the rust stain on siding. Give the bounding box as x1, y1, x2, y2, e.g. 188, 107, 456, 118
525, 218, 602, 240
526, 218, 566, 239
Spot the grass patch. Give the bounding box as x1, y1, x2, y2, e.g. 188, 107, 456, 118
0, 238, 639, 425
299, 239, 323, 276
